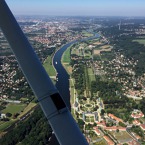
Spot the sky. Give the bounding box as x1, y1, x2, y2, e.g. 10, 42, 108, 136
5, 0, 145, 16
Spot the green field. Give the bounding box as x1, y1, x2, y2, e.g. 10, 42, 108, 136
133, 39, 145, 45
2, 103, 26, 115
43, 55, 56, 76
109, 131, 132, 142
62, 46, 73, 75
82, 30, 93, 37
0, 103, 37, 132
18, 103, 37, 118
62, 46, 71, 63
90, 116, 94, 122
0, 121, 14, 132
71, 48, 79, 55
93, 140, 107, 145
84, 67, 90, 97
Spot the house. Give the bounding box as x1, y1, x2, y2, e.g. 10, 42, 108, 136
133, 120, 141, 126
140, 124, 145, 131
93, 127, 101, 136
131, 110, 144, 119
108, 113, 123, 123
97, 121, 106, 128
0, 113, 6, 119
104, 126, 126, 131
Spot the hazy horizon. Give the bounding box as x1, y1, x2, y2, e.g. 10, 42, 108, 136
6, 0, 145, 17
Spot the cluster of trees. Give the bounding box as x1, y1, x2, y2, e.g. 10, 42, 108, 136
72, 64, 86, 96
71, 53, 144, 122
0, 108, 52, 145
131, 125, 144, 138
91, 76, 122, 102
77, 119, 85, 133
91, 76, 142, 121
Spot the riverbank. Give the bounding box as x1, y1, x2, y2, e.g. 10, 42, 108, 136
61, 45, 73, 75
43, 55, 56, 77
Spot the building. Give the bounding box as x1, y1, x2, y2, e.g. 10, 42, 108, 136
131, 110, 144, 119
133, 120, 141, 126
97, 121, 106, 128
140, 124, 145, 131
0, 113, 6, 119
93, 127, 101, 136
104, 126, 126, 131
108, 113, 124, 123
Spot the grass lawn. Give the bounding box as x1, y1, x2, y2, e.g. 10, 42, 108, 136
82, 30, 93, 37
2, 103, 26, 115
20, 97, 28, 101
93, 139, 107, 145
84, 52, 92, 59
63, 63, 72, 75
86, 117, 90, 122
109, 131, 132, 142
88, 68, 96, 82
71, 108, 76, 120
133, 39, 145, 45
62, 46, 71, 63
90, 116, 94, 122
70, 79, 75, 105
18, 102, 37, 118
43, 55, 56, 76
71, 48, 79, 55
0, 120, 14, 132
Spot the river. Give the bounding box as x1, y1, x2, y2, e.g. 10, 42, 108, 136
53, 34, 100, 109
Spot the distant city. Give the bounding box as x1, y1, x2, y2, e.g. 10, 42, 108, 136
0, 16, 145, 145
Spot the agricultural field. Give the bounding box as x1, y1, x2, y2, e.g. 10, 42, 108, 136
71, 42, 92, 59
100, 45, 110, 49
92, 41, 102, 45
93, 47, 112, 55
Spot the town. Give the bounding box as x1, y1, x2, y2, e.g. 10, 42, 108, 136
0, 16, 145, 145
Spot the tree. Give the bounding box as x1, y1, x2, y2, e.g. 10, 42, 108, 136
101, 109, 105, 116
6, 112, 12, 117
116, 129, 119, 133
119, 121, 126, 127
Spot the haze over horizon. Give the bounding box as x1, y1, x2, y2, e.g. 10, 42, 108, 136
5, 0, 145, 17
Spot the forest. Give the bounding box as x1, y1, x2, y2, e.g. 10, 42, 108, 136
0, 108, 52, 145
